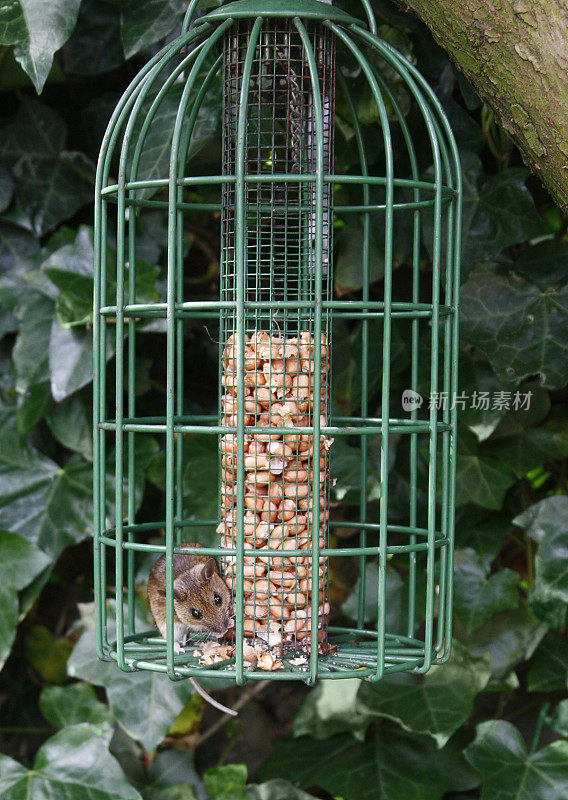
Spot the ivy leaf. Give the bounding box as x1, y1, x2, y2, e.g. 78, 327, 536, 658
42, 223, 95, 325
167, 694, 203, 736
514, 495, 568, 544
182, 434, 218, 523
454, 510, 510, 571
0, 419, 153, 558
41, 225, 159, 330
141, 749, 206, 800
257, 724, 479, 800
246, 781, 318, 800
331, 317, 408, 414
466, 606, 547, 682
0, 582, 18, 671
203, 765, 248, 799
458, 153, 541, 276
61, 0, 123, 76
20, 150, 95, 236
462, 159, 543, 267
0, 95, 65, 161
46, 392, 93, 461
0, 164, 14, 213
549, 700, 568, 739
331, 437, 381, 505
293, 678, 368, 741
293, 643, 491, 747
148, 434, 218, 539
15, 381, 50, 435
130, 69, 221, 199
527, 635, 568, 693
40, 682, 113, 729
24, 624, 73, 684
43, 225, 159, 330
490, 383, 551, 438
67, 626, 196, 753
0, 421, 93, 558
341, 563, 405, 632
485, 427, 567, 479
12, 291, 53, 398
458, 353, 511, 441
515, 238, 568, 291
365, 641, 489, 746
0, 1, 27, 46
120, 0, 186, 59
0, 528, 52, 591
49, 260, 158, 328
0, 98, 95, 234
0, 0, 82, 93
149, 787, 198, 800
455, 429, 516, 510
514, 496, 568, 612
465, 719, 568, 800
0, 219, 38, 269
334, 218, 383, 295
453, 549, 519, 635
460, 262, 568, 388
51, 281, 94, 330
49, 322, 108, 401
0, 723, 142, 799
18, 566, 54, 621
528, 590, 567, 632
0, 529, 52, 670
0, 422, 92, 556
422, 153, 541, 278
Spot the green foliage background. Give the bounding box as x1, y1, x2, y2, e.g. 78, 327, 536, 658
0, 1, 567, 798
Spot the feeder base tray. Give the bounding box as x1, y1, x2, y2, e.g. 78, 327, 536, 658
104, 627, 442, 682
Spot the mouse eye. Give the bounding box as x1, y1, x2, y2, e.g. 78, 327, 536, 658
191, 608, 203, 620
214, 592, 222, 606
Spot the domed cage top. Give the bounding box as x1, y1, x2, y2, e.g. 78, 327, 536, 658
93, 0, 462, 684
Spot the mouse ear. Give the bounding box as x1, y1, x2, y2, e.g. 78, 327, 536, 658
194, 558, 217, 583
173, 580, 187, 602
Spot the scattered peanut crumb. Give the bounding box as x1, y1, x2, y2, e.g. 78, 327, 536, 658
193, 641, 234, 665
191, 639, 286, 671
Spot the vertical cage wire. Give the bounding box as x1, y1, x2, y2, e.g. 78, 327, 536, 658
218, 17, 335, 663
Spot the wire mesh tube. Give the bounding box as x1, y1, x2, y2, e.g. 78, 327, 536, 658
218, 18, 335, 662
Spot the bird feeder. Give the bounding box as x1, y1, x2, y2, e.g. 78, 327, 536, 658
93, 0, 461, 684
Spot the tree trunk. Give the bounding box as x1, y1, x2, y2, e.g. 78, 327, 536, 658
398, 0, 568, 211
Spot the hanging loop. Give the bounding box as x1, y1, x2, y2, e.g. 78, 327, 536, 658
355, 0, 377, 33
182, 0, 210, 33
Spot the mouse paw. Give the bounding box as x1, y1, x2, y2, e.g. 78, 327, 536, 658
173, 642, 185, 655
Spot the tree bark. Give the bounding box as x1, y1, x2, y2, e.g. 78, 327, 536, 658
398, 0, 568, 211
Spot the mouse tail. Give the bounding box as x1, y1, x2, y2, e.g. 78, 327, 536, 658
190, 677, 238, 717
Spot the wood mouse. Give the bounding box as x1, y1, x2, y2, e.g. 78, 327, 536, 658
147, 543, 234, 652
147, 543, 237, 716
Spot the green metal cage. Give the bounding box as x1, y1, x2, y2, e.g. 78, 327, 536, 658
93, 0, 462, 685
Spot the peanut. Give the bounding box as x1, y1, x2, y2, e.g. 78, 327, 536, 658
220, 331, 332, 656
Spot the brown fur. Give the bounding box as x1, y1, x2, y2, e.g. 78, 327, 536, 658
147, 543, 233, 643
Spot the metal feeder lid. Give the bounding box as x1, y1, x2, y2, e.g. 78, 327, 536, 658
204, 0, 361, 26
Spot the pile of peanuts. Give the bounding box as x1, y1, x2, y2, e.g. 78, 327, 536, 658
218, 330, 332, 652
